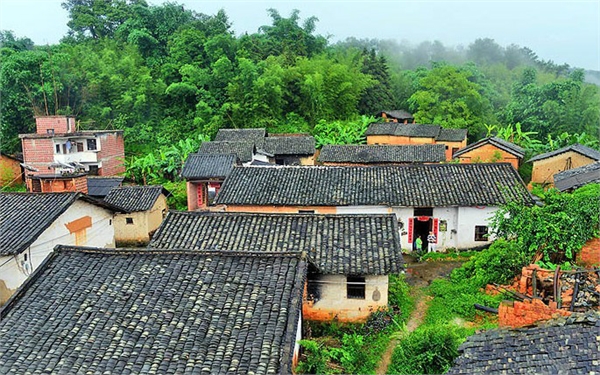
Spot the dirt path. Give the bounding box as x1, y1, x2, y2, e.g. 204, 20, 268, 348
375, 256, 463, 375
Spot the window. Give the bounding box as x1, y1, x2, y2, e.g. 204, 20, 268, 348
475, 226, 489, 241
76, 142, 84, 152
439, 220, 447, 232
414, 207, 433, 216
55, 144, 61, 154
298, 210, 315, 214
347, 276, 366, 299
88, 165, 99, 176
87, 139, 97, 151
46, 129, 55, 136
126, 217, 134, 225
452, 147, 459, 157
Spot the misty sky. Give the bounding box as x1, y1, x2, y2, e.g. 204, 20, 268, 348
1, 0, 598, 70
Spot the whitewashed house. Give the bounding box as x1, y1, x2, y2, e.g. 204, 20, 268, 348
214, 164, 533, 251
0, 192, 121, 304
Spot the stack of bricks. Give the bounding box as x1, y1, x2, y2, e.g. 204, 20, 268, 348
498, 299, 571, 328
97, 132, 125, 176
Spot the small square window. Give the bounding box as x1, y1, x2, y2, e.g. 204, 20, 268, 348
87, 139, 97, 151
475, 226, 489, 241
347, 276, 366, 299
126, 217, 134, 225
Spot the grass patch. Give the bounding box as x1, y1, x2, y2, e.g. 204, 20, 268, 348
421, 250, 479, 262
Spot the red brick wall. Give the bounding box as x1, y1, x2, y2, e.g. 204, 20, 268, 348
35, 116, 74, 134
498, 299, 571, 328
577, 238, 600, 268
97, 132, 125, 176
39, 175, 88, 193
21, 138, 55, 175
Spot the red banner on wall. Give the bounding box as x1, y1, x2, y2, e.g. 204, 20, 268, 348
432, 218, 439, 243
407, 218, 414, 244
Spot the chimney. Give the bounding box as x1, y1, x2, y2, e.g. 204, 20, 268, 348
35, 116, 76, 135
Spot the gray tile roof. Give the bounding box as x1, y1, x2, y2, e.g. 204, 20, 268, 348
215, 164, 533, 207
264, 136, 315, 156
104, 185, 167, 212
0, 193, 121, 256
364, 122, 398, 136
0, 245, 305, 374
376, 110, 414, 120
318, 144, 446, 164
453, 137, 525, 158
86, 176, 124, 197
365, 123, 468, 142
181, 153, 239, 180
447, 312, 600, 374
149, 212, 403, 275
215, 128, 266, 149
554, 162, 600, 191
527, 144, 600, 163
436, 128, 469, 142
199, 141, 255, 163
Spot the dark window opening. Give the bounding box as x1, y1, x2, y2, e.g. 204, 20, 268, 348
414, 207, 433, 216
76, 142, 84, 152
55, 144, 61, 153
31, 179, 42, 193
87, 139, 97, 151
275, 158, 285, 165
46, 129, 54, 136
298, 210, 315, 214
475, 226, 489, 241
24, 253, 28, 261
347, 276, 366, 299
126, 217, 134, 225
452, 147, 459, 157
88, 165, 99, 176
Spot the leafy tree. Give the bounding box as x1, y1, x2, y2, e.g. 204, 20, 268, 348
407, 64, 492, 138
357, 48, 395, 115
467, 38, 504, 66
62, 0, 147, 39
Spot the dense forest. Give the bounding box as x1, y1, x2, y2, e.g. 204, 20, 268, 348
1, 0, 599, 158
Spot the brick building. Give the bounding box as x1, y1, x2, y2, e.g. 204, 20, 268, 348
19, 116, 125, 192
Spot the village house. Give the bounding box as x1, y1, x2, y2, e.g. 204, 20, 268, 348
215, 127, 267, 148
0, 192, 121, 305
103, 185, 169, 246
19, 116, 125, 192
214, 164, 533, 251
264, 135, 316, 165
181, 153, 240, 210
0, 152, 23, 187
0, 245, 305, 374
149, 211, 404, 322
527, 144, 600, 189
453, 137, 525, 170
86, 176, 124, 199
365, 123, 467, 160
553, 162, 600, 192
199, 141, 263, 164
376, 110, 415, 123
317, 144, 446, 166
447, 312, 600, 374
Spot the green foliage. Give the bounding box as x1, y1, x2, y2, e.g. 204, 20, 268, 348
388, 274, 414, 325
295, 340, 330, 375
491, 184, 600, 263
161, 180, 187, 211
313, 115, 374, 148
452, 239, 528, 287
388, 325, 467, 375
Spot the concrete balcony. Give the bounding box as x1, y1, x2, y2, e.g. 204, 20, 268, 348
54, 151, 98, 164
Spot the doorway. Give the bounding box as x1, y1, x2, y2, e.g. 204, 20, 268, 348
413, 217, 432, 251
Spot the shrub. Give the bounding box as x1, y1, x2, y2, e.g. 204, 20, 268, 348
388, 325, 467, 375
388, 274, 414, 325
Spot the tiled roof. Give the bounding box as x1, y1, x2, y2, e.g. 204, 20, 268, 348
86, 176, 124, 197
318, 144, 446, 164
364, 122, 398, 136
264, 136, 315, 156
149, 212, 403, 275
454, 137, 525, 158
0, 246, 305, 374
447, 312, 600, 374
436, 128, 469, 142
215, 164, 533, 207
365, 123, 467, 142
199, 141, 255, 163
554, 162, 600, 191
376, 110, 413, 120
181, 153, 239, 180
104, 185, 167, 212
0, 193, 120, 256
214, 128, 266, 149
527, 144, 600, 163
394, 124, 441, 138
